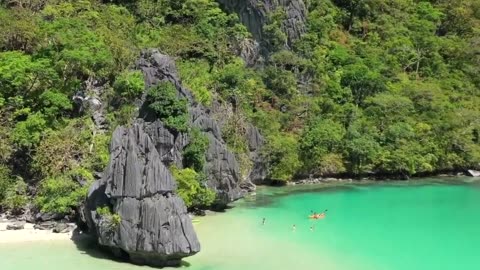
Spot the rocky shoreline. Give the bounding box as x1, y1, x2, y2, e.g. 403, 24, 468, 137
287, 170, 471, 186
0, 215, 77, 244
0, 213, 76, 233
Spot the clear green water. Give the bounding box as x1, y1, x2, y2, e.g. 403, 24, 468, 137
1, 178, 479, 270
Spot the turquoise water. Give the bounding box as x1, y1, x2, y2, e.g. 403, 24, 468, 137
1, 178, 479, 270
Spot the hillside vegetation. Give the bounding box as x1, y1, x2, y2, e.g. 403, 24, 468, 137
0, 0, 479, 215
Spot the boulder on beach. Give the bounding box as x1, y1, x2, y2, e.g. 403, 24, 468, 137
52, 223, 70, 233
6, 222, 25, 230
34, 221, 57, 231
467, 170, 480, 177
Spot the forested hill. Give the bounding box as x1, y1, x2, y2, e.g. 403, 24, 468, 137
0, 0, 479, 216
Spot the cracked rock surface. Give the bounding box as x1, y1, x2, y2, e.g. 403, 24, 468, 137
84, 124, 200, 267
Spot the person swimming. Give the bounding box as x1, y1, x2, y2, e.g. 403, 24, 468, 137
292, 224, 296, 231
262, 217, 266, 225
310, 225, 315, 231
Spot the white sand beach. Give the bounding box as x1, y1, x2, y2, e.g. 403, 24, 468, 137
0, 222, 74, 244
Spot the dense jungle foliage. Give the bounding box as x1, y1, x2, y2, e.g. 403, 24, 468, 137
0, 0, 479, 215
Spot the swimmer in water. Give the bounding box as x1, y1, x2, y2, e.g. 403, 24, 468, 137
262, 217, 266, 225
310, 225, 315, 231
292, 224, 296, 231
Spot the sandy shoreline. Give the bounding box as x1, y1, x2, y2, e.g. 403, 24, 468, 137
0, 222, 74, 244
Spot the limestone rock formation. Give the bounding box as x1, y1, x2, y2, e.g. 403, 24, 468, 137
84, 124, 200, 267
83, 49, 263, 266
217, 0, 307, 49
137, 49, 250, 205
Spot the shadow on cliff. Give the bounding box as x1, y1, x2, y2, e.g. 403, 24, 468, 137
69, 229, 192, 268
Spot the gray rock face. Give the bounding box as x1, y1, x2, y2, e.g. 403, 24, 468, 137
246, 125, 268, 184
52, 223, 69, 233
217, 0, 307, 49
84, 124, 200, 267
137, 49, 251, 205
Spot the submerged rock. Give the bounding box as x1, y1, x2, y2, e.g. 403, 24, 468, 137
84, 124, 200, 267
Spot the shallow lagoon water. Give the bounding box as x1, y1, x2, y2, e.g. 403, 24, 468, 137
1, 178, 479, 270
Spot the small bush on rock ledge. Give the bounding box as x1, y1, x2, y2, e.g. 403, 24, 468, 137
97, 206, 122, 231
146, 81, 188, 132
183, 129, 209, 172
171, 166, 215, 209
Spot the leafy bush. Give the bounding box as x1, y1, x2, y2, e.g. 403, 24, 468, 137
87, 133, 112, 172
264, 134, 301, 181
96, 206, 121, 230
39, 90, 73, 121
263, 67, 298, 98
177, 60, 213, 105
11, 112, 47, 149
32, 123, 86, 177
108, 104, 138, 127
96, 206, 111, 216
0, 165, 13, 207
35, 176, 87, 214
318, 153, 346, 175
3, 179, 28, 214
146, 82, 188, 132
183, 129, 209, 172
171, 166, 215, 209
113, 70, 145, 100
300, 118, 346, 173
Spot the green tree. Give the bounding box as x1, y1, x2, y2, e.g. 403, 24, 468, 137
35, 176, 87, 214
3, 178, 28, 214
11, 112, 47, 149
340, 63, 386, 106
300, 118, 346, 173
264, 133, 301, 180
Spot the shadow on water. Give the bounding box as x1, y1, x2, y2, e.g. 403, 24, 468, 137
70, 229, 128, 263
70, 229, 193, 269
